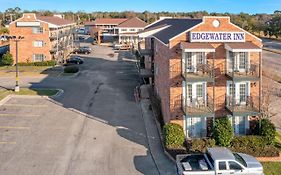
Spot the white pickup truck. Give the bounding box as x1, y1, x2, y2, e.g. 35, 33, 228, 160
176, 147, 264, 175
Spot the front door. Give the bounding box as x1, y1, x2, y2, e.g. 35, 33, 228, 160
185, 117, 207, 138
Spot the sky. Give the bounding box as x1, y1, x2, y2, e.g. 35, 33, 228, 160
0, 0, 280, 14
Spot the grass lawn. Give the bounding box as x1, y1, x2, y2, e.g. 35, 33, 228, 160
0, 88, 59, 100
262, 132, 281, 175
0, 66, 62, 76
262, 162, 281, 175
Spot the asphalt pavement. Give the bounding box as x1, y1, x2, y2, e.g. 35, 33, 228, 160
0, 42, 176, 174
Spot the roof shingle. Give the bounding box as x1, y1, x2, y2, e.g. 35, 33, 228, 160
36, 16, 75, 26
144, 18, 203, 45
117, 17, 147, 28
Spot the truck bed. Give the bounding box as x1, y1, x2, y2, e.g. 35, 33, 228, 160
177, 154, 213, 171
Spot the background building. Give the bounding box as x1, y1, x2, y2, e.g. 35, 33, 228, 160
9, 13, 76, 63
139, 16, 262, 138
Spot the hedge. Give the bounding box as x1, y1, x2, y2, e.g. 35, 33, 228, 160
17, 60, 56, 66
213, 117, 234, 147
163, 123, 185, 149
64, 66, 79, 73
260, 119, 276, 145
231, 136, 280, 157
188, 138, 216, 153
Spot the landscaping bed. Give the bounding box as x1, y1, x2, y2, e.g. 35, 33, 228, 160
0, 88, 59, 100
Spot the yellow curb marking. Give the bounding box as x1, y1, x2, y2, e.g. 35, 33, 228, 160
0, 126, 30, 129
0, 114, 39, 117
0, 141, 16, 144
2, 104, 47, 108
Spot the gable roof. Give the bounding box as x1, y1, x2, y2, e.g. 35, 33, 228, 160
117, 17, 147, 28
143, 18, 203, 45
94, 18, 127, 25
36, 16, 75, 26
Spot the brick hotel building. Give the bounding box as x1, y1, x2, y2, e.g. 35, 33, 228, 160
9, 13, 76, 64
139, 16, 262, 138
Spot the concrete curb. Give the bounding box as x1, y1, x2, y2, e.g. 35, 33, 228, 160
263, 48, 281, 55
148, 99, 177, 163
0, 88, 64, 105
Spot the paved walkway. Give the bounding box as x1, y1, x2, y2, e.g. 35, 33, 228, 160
140, 99, 177, 175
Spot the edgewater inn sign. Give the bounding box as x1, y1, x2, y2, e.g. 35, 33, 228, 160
190, 31, 246, 42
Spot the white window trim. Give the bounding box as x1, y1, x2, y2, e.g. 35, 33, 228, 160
184, 82, 207, 107
226, 81, 250, 105
227, 51, 250, 72
185, 116, 207, 138
33, 40, 44, 47
183, 52, 207, 73
229, 115, 249, 135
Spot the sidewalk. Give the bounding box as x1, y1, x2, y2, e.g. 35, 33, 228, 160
139, 86, 176, 175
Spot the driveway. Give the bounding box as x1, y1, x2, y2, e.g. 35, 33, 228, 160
0, 44, 176, 174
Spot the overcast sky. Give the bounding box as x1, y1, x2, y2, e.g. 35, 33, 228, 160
0, 0, 280, 14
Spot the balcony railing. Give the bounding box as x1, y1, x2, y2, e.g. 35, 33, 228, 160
225, 95, 260, 115
182, 95, 214, 117
182, 61, 215, 82
49, 28, 76, 40
226, 63, 260, 81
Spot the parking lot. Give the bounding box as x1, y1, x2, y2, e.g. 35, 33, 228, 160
0, 41, 176, 174
0, 96, 87, 175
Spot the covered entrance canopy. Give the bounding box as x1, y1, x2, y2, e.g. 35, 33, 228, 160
181, 42, 216, 52
225, 42, 262, 52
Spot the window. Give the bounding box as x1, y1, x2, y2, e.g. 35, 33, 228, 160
33, 41, 44, 47
138, 29, 142, 32
239, 84, 246, 102
196, 84, 203, 98
229, 83, 236, 97
196, 52, 205, 64
121, 29, 127, 32
229, 161, 243, 170
233, 153, 247, 167
185, 52, 192, 70
33, 54, 44, 62
239, 52, 247, 69
130, 29, 135, 32
32, 27, 43, 34
218, 162, 227, 170
187, 84, 192, 99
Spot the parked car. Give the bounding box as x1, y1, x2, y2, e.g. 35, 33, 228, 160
176, 147, 264, 175
66, 56, 84, 65
81, 46, 92, 52
73, 48, 91, 54
114, 43, 131, 50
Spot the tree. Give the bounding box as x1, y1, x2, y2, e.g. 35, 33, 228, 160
213, 117, 234, 147
1, 52, 13, 66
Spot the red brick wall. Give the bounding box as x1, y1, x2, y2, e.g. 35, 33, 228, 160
151, 16, 262, 128
9, 14, 52, 63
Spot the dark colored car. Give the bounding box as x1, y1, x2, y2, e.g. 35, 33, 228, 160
81, 46, 92, 52
66, 56, 84, 65
73, 48, 91, 54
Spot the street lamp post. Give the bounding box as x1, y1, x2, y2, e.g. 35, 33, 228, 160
7, 35, 24, 92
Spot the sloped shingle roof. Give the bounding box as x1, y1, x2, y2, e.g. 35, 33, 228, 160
94, 18, 127, 25
144, 18, 203, 45
36, 16, 75, 26
117, 17, 147, 28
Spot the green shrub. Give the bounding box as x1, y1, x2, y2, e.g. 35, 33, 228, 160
213, 117, 234, 147
1, 52, 13, 66
17, 60, 56, 66
188, 138, 216, 153
64, 66, 79, 73
231, 136, 279, 157
260, 119, 276, 145
231, 136, 266, 149
163, 123, 185, 148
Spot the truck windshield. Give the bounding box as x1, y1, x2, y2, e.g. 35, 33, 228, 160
233, 153, 247, 167
206, 153, 214, 167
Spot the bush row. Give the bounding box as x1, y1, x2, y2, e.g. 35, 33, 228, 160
64, 66, 79, 73
17, 60, 56, 66
187, 138, 216, 153
163, 123, 185, 149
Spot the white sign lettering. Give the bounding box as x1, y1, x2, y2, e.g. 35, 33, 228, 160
190, 32, 245, 42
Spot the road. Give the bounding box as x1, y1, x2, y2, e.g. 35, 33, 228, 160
262, 38, 281, 50
0, 42, 176, 174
